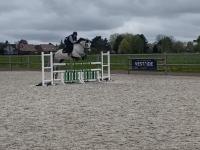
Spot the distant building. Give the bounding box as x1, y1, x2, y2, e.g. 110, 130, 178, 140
18, 43, 58, 55
35, 44, 57, 53
3, 44, 18, 55
18, 44, 37, 55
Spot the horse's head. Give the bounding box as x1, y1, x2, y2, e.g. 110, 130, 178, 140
78, 38, 91, 51
76, 38, 91, 59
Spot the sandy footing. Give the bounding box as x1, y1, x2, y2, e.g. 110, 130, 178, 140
0, 71, 200, 150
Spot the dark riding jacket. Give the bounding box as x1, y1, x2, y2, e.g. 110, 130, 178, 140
64, 34, 77, 53
65, 34, 77, 45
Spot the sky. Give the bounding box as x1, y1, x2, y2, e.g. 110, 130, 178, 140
0, 0, 200, 44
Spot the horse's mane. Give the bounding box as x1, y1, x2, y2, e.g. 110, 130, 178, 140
77, 38, 89, 43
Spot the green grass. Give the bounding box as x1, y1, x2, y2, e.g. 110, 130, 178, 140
111, 53, 200, 72
0, 53, 200, 72
167, 54, 200, 64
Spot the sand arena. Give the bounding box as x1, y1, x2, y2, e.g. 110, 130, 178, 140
0, 71, 200, 149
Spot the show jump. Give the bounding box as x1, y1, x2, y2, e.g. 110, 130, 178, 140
41, 51, 111, 86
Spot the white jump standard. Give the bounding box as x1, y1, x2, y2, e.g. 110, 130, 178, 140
41, 51, 111, 86
41, 52, 54, 86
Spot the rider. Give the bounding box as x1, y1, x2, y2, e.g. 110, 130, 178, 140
63, 32, 78, 55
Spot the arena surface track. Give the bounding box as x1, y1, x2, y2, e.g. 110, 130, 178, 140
0, 72, 200, 149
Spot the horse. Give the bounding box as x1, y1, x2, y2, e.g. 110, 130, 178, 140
36, 38, 91, 86
53, 38, 91, 79
54, 38, 91, 63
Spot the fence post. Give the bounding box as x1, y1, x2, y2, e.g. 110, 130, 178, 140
9, 55, 12, 71
27, 55, 30, 69
128, 57, 130, 74
164, 53, 167, 74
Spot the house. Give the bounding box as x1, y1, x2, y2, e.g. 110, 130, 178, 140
3, 44, 18, 55
18, 43, 57, 55
35, 44, 57, 53
18, 44, 37, 55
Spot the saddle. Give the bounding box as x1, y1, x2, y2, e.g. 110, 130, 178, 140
63, 44, 73, 54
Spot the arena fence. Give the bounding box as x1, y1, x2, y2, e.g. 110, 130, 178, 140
0, 53, 200, 73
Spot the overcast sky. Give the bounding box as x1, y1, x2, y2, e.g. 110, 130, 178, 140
0, 0, 200, 44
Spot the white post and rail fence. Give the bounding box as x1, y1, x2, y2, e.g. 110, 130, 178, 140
41, 51, 111, 86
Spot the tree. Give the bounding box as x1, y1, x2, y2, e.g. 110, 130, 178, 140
112, 33, 149, 54
138, 34, 148, 53
18, 39, 28, 45
109, 33, 119, 50
152, 44, 160, 53
0, 43, 5, 54
173, 41, 185, 53
157, 36, 174, 53
58, 40, 65, 49
118, 34, 134, 54
186, 42, 194, 52
16, 39, 28, 50
118, 34, 143, 54
194, 36, 200, 52
133, 34, 148, 54
113, 34, 124, 54
197, 36, 200, 43
91, 36, 111, 54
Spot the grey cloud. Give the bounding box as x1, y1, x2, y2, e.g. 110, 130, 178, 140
0, 0, 200, 43
4, 30, 61, 43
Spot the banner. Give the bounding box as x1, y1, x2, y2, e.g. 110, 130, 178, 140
132, 59, 157, 71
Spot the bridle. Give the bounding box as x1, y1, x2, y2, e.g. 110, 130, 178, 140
79, 40, 91, 52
